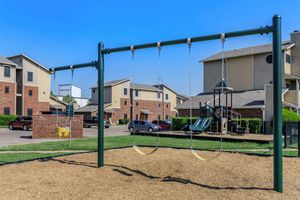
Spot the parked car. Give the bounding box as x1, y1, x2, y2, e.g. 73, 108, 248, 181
8, 116, 32, 131
83, 117, 110, 128
128, 120, 160, 133
152, 120, 171, 130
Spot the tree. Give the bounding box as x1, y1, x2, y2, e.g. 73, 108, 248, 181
63, 95, 76, 104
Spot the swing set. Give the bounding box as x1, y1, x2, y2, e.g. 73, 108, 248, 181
50, 15, 283, 192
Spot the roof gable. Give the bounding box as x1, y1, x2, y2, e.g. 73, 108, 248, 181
201, 41, 295, 62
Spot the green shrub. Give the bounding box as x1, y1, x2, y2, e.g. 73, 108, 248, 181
118, 118, 129, 125
171, 117, 198, 130
0, 115, 17, 126
239, 118, 262, 133
282, 109, 300, 122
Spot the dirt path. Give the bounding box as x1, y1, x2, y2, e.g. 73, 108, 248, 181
0, 148, 299, 200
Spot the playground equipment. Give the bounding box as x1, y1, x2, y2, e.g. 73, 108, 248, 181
50, 15, 283, 192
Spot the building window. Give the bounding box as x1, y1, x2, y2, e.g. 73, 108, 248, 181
3, 107, 10, 115
136, 102, 138, 106
157, 115, 161, 120
27, 108, 33, 116
124, 100, 127, 105
135, 114, 138, 120
165, 93, 169, 100
28, 72, 33, 82
158, 103, 160, 107
4, 66, 10, 77
124, 88, 128, 95
123, 113, 127, 119
166, 104, 169, 108
166, 115, 169, 119
29, 90, 33, 96
5, 86, 9, 93
266, 55, 272, 64
286, 54, 291, 64
93, 89, 96, 93
157, 92, 160, 99
135, 90, 139, 97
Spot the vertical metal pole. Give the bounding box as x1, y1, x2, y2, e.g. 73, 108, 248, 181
98, 42, 105, 168
272, 15, 283, 193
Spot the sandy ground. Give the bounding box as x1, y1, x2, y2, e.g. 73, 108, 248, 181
0, 148, 300, 200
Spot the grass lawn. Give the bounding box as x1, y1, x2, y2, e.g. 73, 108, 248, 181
0, 135, 273, 151
0, 135, 298, 164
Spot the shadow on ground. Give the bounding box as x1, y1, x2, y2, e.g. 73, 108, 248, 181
39, 157, 273, 191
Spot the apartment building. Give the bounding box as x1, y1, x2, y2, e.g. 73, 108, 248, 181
0, 54, 51, 115
76, 79, 186, 123
177, 31, 300, 120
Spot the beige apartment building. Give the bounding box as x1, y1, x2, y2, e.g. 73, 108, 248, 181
0, 54, 55, 116
76, 79, 187, 123
177, 31, 300, 119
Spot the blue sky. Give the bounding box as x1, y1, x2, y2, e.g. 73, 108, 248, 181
0, 0, 299, 97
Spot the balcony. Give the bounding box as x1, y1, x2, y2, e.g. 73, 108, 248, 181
284, 90, 300, 106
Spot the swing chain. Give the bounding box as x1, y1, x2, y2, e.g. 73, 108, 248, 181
130, 46, 135, 61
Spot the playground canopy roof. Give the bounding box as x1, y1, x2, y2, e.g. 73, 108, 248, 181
201, 41, 295, 62
176, 89, 266, 109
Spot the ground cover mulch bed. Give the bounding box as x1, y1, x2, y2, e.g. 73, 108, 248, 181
0, 148, 299, 199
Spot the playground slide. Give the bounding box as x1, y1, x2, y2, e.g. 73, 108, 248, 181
190, 117, 213, 132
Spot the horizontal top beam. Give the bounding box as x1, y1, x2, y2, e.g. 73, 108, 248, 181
49, 61, 97, 72
101, 26, 273, 55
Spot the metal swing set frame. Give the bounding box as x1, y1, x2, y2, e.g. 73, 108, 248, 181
50, 15, 283, 192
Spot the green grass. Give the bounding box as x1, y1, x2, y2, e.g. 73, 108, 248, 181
0, 135, 273, 151
0, 135, 297, 165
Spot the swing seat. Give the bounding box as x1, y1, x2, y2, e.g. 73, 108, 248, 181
57, 127, 70, 138
133, 145, 159, 156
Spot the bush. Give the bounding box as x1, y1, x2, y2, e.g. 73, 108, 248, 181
118, 118, 129, 125
171, 117, 198, 130
0, 115, 17, 126
236, 118, 262, 133
282, 109, 300, 122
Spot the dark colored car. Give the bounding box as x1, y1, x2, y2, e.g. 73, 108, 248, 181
83, 117, 110, 128
128, 120, 160, 133
152, 120, 171, 130
8, 116, 32, 131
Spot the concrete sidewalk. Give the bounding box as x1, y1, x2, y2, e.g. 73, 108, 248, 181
0, 125, 129, 147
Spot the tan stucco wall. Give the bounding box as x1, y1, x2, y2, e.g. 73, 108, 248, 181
162, 87, 177, 111
284, 90, 299, 105
284, 49, 291, 75
0, 64, 16, 83
111, 81, 130, 108
227, 56, 253, 90
37, 68, 51, 102
135, 90, 162, 101
22, 58, 39, 86
291, 32, 300, 76
203, 60, 222, 92
253, 53, 272, 89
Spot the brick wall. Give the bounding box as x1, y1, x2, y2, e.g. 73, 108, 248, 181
32, 115, 83, 139
233, 108, 263, 118
0, 81, 16, 115
24, 85, 50, 115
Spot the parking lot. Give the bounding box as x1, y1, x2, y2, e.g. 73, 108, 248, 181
0, 125, 129, 147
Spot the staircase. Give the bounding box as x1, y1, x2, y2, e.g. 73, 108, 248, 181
229, 110, 249, 134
